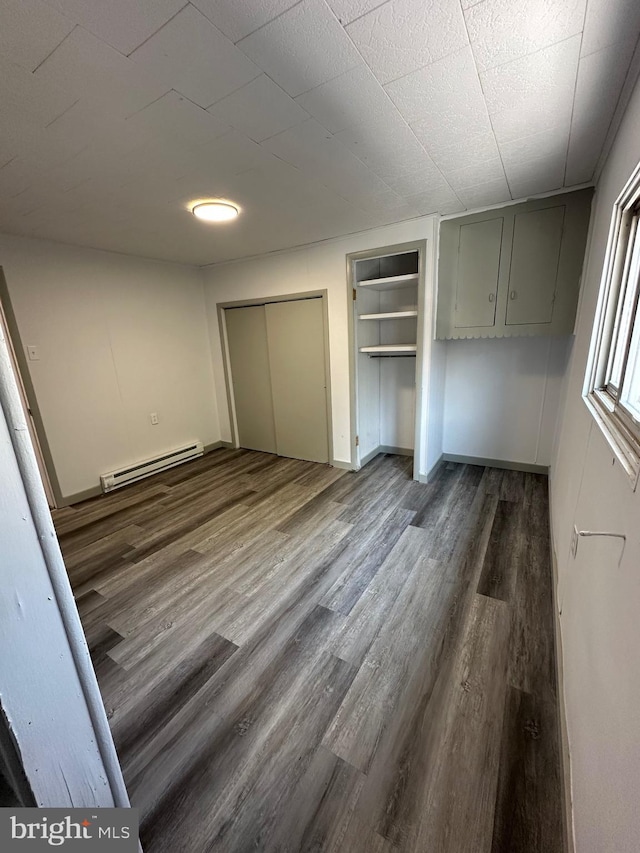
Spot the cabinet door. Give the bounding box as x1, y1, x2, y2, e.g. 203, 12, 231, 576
506, 206, 565, 325
455, 218, 503, 328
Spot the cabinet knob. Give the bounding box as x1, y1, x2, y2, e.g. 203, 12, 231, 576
488, 293, 495, 302
510, 290, 517, 300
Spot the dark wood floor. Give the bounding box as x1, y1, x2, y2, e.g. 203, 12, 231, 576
52, 450, 563, 853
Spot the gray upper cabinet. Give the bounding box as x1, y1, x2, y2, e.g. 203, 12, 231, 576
455, 218, 503, 328
506, 206, 564, 326
437, 188, 593, 339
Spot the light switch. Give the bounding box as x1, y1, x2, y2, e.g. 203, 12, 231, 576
27, 345, 39, 361
150, 413, 159, 425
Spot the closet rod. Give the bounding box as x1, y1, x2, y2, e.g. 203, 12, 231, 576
367, 353, 417, 358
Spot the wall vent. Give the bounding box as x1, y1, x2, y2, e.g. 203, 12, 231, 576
100, 441, 203, 493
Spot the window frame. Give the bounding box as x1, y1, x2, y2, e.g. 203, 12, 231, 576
585, 160, 640, 488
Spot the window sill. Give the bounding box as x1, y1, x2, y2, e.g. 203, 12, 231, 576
584, 391, 640, 489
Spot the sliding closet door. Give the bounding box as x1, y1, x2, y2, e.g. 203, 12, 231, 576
265, 298, 329, 464
225, 305, 277, 454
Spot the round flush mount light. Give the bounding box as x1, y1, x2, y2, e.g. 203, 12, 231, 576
191, 200, 239, 222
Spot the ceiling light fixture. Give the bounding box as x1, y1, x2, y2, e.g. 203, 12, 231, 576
191, 200, 239, 222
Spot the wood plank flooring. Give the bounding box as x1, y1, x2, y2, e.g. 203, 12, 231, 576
52, 450, 563, 853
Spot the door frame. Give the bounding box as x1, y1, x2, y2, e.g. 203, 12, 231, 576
0, 268, 61, 508
346, 239, 428, 480
217, 290, 334, 465
0, 320, 130, 810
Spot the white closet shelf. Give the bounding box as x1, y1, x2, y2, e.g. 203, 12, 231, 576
359, 310, 418, 320
359, 344, 417, 353
358, 273, 419, 290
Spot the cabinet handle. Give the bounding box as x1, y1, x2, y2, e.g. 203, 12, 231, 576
488, 293, 495, 302
510, 290, 517, 300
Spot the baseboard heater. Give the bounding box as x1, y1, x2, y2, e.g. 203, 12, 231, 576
100, 441, 204, 493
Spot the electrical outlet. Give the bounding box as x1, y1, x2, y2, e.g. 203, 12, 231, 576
570, 525, 579, 559
150, 413, 159, 425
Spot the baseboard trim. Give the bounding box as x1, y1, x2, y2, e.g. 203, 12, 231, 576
204, 440, 233, 453
418, 453, 445, 484
442, 453, 549, 474
59, 486, 102, 507
379, 445, 414, 457
359, 447, 380, 467
331, 459, 354, 470
358, 445, 415, 468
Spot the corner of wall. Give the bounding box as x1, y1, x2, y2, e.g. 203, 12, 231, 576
198, 264, 222, 443
547, 486, 576, 853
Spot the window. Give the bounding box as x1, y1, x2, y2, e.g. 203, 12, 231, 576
585, 160, 640, 486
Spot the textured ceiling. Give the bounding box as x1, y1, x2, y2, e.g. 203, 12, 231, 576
0, 0, 639, 266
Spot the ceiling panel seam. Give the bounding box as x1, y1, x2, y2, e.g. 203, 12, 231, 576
124, 1, 190, 57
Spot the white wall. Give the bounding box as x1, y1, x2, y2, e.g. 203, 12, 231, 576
379, 358, 416, 449
202, 216, 440, 474
550, 73, 640, 853
378, 291, 419, 452
0, 234, 219, 499
443, 336, 571, 467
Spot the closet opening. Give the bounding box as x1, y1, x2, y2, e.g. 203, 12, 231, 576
347, 241, 427, 481
218, 291, 333, 465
